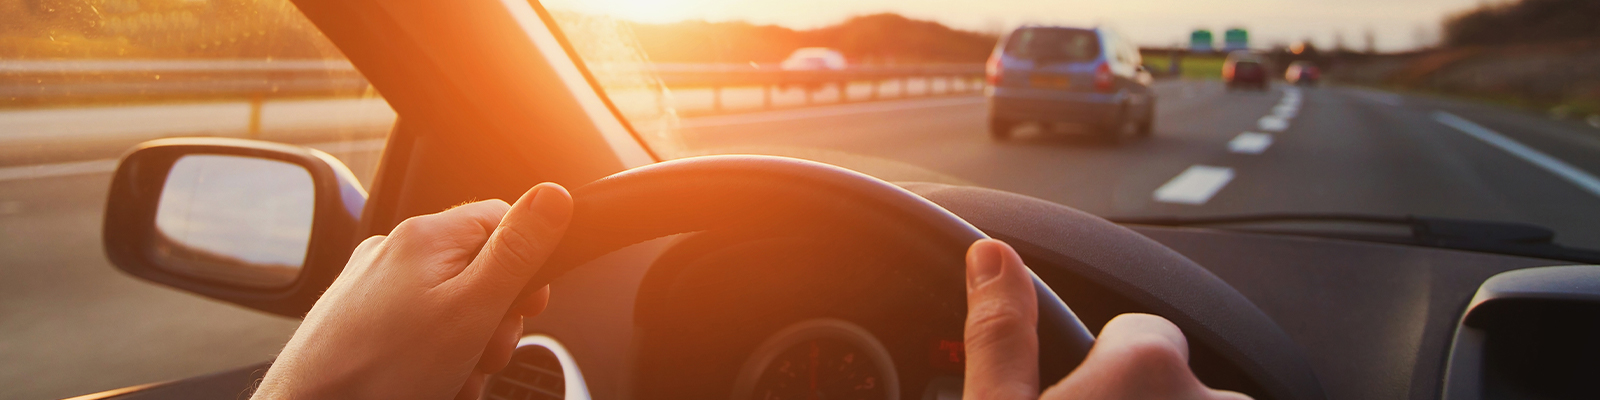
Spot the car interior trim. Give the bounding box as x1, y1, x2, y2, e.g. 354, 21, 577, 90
1440, 265, 1600, 400
500, 0, 654, 168
515, 334, 594, 400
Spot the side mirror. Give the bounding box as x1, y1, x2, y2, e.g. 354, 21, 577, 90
103, 138, 367, 317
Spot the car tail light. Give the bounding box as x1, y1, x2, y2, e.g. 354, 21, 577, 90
986, 53, 1003, 85
1094, 62, 1114, 93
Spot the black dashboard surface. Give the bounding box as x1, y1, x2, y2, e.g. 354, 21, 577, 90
1132, 226, 1563, 400
97, 226, 1570, 400
513, 225, 1566, 400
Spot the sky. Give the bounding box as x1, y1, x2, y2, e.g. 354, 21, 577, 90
541, 0, 1488, 52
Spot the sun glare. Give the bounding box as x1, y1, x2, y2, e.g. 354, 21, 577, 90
543, 0, 730, 24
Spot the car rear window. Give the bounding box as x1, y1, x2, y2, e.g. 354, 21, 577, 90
1003, 28, 1100, 63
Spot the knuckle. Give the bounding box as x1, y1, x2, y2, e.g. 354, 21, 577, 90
354, 235, 386, 251
390, 214, 438, 239
970, 382, 1037, 400
965, 302, 1033, 346
487, 226, 547, 278
1114, 333, 1188, 369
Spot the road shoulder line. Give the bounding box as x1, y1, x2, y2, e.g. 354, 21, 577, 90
1434, 111, 1600, 199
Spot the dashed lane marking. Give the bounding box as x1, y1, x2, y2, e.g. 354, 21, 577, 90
1228, 132, 1274, 154
1154, 165, 1236, 205
1258, 115, 1289, 132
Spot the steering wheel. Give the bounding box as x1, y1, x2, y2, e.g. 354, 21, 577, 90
515, 154, 1097, 388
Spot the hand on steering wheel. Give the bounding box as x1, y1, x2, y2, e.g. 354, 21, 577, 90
254, 182, 1250, 400
964, 239, 1252, 400
253, 183, 571, 400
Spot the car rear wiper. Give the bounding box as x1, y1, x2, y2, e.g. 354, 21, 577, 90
1107, 213, 1600, 264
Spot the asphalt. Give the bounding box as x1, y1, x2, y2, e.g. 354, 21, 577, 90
5, 79, 1600, 399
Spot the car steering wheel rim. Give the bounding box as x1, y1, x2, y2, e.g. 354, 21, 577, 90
519, 154, 1097, 386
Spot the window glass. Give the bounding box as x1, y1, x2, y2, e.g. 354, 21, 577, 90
539, 0, 1600, 257
1005, 28, 1101, 63
1, 1, 393, 397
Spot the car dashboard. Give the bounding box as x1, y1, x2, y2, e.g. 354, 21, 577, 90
93, 221, 1596, 400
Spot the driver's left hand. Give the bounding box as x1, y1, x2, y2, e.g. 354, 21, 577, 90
252, 183, 572, 400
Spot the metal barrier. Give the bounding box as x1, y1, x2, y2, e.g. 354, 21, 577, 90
2, 60, 985, 114
646, 64, 986, 111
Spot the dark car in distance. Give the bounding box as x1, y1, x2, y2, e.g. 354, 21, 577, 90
1223, 51, 1269, 91
1286, 60, 1321, 86
985, 26, 1156, 142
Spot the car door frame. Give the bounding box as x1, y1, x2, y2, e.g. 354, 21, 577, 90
74, 1, 657, 397
289, 0, 658, 238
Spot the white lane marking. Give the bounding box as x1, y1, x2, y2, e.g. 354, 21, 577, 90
0, 159, 119, 182
0, 138, 387, 183
1228, 132, 1274, 154
1258, 115, 1289, 132
1154, 165, 1236, 205
680, 96, 985, 129
1272, 103, 1298, 118
1434, 112, 1600, 199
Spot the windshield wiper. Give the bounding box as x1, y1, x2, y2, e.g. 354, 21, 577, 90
1107, 213, 1600, 264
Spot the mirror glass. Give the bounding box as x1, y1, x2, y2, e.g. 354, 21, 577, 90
152, 155, 315, 288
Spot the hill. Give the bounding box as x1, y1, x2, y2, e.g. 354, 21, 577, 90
625, 13, 998, 65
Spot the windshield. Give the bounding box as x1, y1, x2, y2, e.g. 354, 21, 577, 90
540, 0, 1600, 254
1003, 28, 1100, 62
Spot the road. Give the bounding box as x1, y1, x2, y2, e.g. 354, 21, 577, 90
6, 79, 1600, 398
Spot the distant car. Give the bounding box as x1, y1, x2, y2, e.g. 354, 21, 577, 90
985, 26, 1156, 142
1285, 61, 1320, 86
780, 47, 847, 71
1223, 51, 1269, 91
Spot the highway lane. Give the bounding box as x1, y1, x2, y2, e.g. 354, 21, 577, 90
678, 80, 1600, 248
6, 79, 1600, 398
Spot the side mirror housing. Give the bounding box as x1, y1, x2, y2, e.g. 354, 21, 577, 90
103, 137, 367, 317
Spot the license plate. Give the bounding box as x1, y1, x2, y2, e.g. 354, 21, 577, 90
1030, 74, 1071, 89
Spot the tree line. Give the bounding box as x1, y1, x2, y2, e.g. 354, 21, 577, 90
625, 13, 998, 65
1444, 0, 1600, 47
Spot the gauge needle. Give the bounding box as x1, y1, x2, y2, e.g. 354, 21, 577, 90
809, 341, 819, 400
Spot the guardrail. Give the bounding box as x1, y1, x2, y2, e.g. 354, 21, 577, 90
642, 63, 986, 111
1, 60, 986, 113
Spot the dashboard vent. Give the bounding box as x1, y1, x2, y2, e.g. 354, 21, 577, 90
486, 345, 566, 400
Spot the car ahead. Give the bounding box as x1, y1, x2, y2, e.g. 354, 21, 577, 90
1286, 60, 1321, 86
779, 47, 848, 71
1223, 50, 1270, 91
779, 47, 847, 94
985, 26, 1156, 142
43, 1, 1600, 400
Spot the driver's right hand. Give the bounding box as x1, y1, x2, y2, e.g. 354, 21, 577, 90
962, 239, 1252, 400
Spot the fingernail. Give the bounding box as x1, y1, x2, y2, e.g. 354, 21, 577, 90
527, 183, 572, 227
968, 239, 1005, 288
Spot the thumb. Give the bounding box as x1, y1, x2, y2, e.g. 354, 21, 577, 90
461, 183, 573, 301
963, 239, 1040, 400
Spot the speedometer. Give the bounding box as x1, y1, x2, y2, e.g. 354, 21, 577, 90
731, 319, 901, 400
